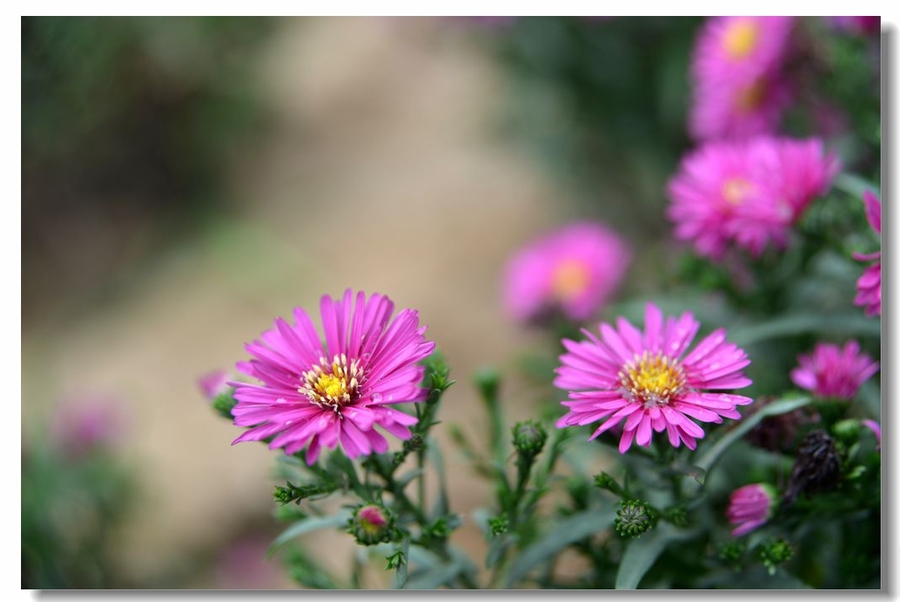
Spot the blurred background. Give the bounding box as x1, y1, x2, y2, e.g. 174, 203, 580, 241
20, 16, 882, 589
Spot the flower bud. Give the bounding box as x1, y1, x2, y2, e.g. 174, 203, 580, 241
473, 367, 501, 402
758, 538, 793, 575
348, 504, 394, 546
512, 420, 547, 458
615, 499, 654, 538
832, 418, 862, 443
861, 419, 881, 452
726, 483, 777, 536
198, 370, 237, 419
783, 429, 841, 507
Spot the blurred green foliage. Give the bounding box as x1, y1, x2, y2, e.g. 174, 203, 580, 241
21, 17, 275, 324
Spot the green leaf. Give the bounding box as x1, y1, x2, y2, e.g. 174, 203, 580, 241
730, 313, 880, 347
268, 509, 352, 555
694, 395, 812, 477
615, 524, 697, 589
833, 172, 879, 199
502, 507, 615, 587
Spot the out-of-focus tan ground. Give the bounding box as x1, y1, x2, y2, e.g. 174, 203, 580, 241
22, 16, 586, 588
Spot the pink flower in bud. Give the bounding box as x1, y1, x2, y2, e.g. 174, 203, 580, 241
861, 419, 881, 451
198, 369, 232, 401
727, 483, 777, 536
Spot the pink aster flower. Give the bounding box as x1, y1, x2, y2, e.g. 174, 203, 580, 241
667, 136, 839, 259
503, 221, 631, 324
198, 369, 232, 401
861, 419, 881, 451
554, 302, 753, 453
230, 289, 435, 465
790, 340, 879, 400
726, 483, 777, 537
853, 191, 881, 317
49, 394, 128, 458
689, 17, 795, 141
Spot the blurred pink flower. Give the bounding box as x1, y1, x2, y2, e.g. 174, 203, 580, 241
790, 340, 879, 400
689, 17, 795, 141
861, 419, 881, 451
827, 16, 880, 35
853, 191, 881, 317
503, 222, 631, 323
214, 536, 286, 589
667, 136, 839, 259
726, 483, 777, 536
198, 369, 232, 401
49, 395, 128, 458
554, 302, 753, 453
231, 289, 435, 465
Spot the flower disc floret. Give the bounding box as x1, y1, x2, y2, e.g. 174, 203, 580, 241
555, 302, 753, 453
619, 351, 687, 408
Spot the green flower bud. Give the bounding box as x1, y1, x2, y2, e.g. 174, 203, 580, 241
473, 367, 501, 402
615, 499, 654, 538
832, 418, 862, 443
665, 505, 689, 528
512, 420, 547, 458
758, 538, 793, 575
488, 514, 509, 536
719, 540, 745, 570
273, 485, 294, 505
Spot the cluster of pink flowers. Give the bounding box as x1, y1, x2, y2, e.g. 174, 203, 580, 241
689, 17, 795, 142
666, 135, 840, 259
790, 340, 879, 401
554, 302, 753, 453
503, 221, 631, 323
854, 191, 882, 317
228, 289, 434, 465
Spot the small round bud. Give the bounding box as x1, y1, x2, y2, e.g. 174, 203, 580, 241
832, 418, 862, 443
273, 485, 293, 505
758, 538, 793, 575
719, 540, 745, 569
473, 367, 501, 402
348, 504, 395, 546
512, 420, 547, 457
615, 499, 653, 538
488, 514, 509, 536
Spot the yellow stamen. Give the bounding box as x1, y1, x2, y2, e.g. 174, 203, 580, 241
551, 259, 591, 301
619, 351, 686, 408
722, 178, 755, 206
299, 354, 363, 410
723, 19, 760, 60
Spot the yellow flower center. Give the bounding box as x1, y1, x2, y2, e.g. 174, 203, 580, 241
735, 78, 766, 113
722, 178, 755, 206
300, 353, 363, 410
619, 351, 686, 408
723, 19, 760, 60
551, 259, 591, 301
